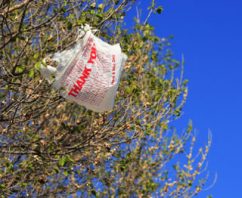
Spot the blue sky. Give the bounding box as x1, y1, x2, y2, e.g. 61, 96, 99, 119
130, 0, 242, 197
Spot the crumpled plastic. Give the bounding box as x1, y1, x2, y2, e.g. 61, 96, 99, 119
40, 25, 127, 112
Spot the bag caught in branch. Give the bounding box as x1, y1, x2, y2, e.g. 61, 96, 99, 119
40, 25, 127, 112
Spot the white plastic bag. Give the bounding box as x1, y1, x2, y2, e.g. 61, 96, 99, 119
40, 25, 127, 112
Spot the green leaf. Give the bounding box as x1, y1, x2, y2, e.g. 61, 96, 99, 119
0, 184, 5, 189
16, 66, 24, 73
63, 171, 69, 176
54, 166, 59, 173
156, 6, 163, 14
183, 79, 189, 86
98, 3, 104, 10
7, 163, 14, 172
58, 156, 67, 167
34, 62, 41, 70
20, 182, 28, 187
90, 2, 96, 8
33, 53, 39, 60
28, 69, 35, 78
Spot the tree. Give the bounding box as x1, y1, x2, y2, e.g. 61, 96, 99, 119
0, 0, 211, 197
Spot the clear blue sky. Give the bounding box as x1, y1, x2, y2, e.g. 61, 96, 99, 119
129, 0, 242, 197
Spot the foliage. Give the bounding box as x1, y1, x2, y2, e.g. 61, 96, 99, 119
0, 0, 211, 197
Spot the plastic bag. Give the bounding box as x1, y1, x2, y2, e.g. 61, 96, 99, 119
40, 25, 127, 112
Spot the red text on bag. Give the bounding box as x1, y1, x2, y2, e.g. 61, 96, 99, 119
68, 41, 97, 97
68, 67, 92, 97
87, 44, 96, 64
